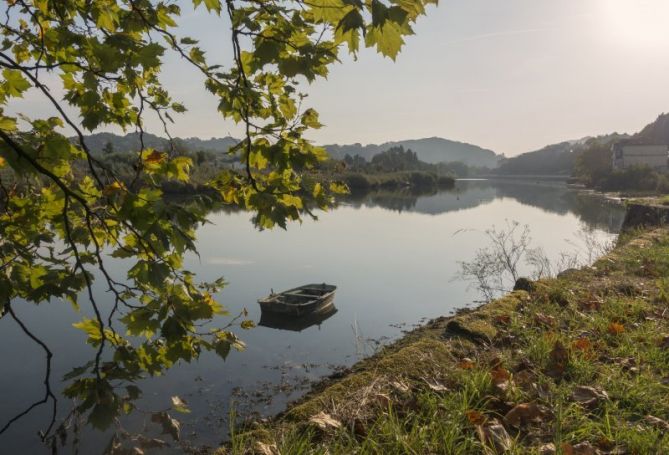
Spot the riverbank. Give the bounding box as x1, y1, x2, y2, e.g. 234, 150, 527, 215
337, 171, 455, 193
220, 225, 669, 454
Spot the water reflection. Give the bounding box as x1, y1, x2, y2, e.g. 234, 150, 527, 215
345, 179, 625, 233
259, 305, 339, 332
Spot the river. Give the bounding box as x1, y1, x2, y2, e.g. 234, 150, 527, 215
0, 179, 626, 453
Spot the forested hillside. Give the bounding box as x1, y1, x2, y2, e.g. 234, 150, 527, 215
325, 137, 500, 167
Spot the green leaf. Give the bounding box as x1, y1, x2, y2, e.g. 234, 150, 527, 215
73, 318, 104, 345
2, 69, 31, 97
240, 320, 255, 330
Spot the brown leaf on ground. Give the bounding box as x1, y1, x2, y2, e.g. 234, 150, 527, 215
534, 312, 557, 327
458, 357, 475, 369
503, 402, 552, 428
607, 322, 625, 335
562, 441, 596, 455
570, 386, 609, 408
546, 341, 569, 378
644, 415, 669, 431
254, 442, 279, 455
494, 314, 511, 326
466, 409, 487, 425
309, 412, 342, 431
579, 299, 602, 312
572, 337, 592, 352
491, 366, 512, 392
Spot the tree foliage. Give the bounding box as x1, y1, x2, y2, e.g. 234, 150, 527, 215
0, 0, 436, 446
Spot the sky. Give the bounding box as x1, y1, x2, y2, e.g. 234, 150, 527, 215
14, 0, 669, 156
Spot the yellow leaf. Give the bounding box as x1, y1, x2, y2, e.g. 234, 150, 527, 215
102, 181, 125, 196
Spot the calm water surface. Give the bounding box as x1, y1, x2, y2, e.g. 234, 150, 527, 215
0, 180, 625, 453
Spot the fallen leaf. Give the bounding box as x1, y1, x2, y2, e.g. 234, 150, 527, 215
607, 322, 625, 335
572, 338, 591, 352
458, 358, 475, 369
534, 312, 557, 327
308, 412, 341, 431
503, 402, 552, 428
538, 442, 556, 455
476, 420, 512, 454
546, 341, 569, 378
254, 441, 279, 455
491, 366, 511, 393
466, 409, 486, 425
570, 386, 609, 408
494, 315, 511, 325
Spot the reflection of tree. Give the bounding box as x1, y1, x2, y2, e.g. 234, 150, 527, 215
340, 179, 625, 233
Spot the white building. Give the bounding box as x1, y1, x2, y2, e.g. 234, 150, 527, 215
611, 143, 669, 170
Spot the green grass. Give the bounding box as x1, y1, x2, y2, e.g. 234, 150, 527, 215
220, 229, 669, 455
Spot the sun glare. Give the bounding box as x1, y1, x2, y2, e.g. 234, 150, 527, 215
597, 0, 669, 50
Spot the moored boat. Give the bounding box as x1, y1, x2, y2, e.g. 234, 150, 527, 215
258, 283, 337, 317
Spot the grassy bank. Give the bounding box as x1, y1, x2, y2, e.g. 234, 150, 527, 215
221, 227, 669, 454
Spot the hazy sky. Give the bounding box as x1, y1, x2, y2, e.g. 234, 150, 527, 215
15, 0, 669, 156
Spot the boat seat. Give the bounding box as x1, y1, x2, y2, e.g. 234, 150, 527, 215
284, 291, 319, 297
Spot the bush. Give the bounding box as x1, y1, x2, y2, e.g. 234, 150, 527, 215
596, 165, 662, 192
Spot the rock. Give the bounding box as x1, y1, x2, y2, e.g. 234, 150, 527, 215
476, 420, 513, 453
513, 277, 535, 292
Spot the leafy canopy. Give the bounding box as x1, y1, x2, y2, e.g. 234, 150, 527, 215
0, 0, 436, 445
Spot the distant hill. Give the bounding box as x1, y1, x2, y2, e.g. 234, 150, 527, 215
325, 137, 501, 168
80, 132, 238, 154
81, 133, 501, 168
494, 141, 576, 176
493, 133, 629, 176
632, 113, 669, 144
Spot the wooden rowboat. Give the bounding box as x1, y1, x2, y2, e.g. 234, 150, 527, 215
258, 283, 337, 317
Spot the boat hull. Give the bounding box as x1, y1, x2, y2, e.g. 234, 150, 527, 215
258, 283, 337, 317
